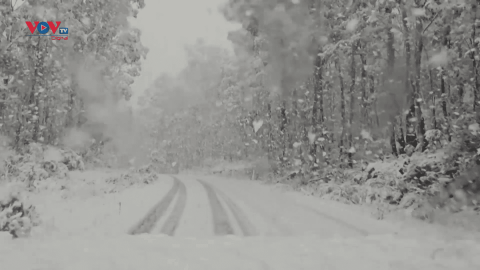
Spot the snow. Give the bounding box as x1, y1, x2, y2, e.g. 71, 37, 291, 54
1, 232, 478, 270
1, 172, 479, 269
153, 178, 212, 237
23, 171, 174, 237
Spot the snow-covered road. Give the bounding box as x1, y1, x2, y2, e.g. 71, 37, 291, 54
133, 175, 387, 238
1, 174, 479, 270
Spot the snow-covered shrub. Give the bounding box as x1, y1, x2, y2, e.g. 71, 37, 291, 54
5, 144, 84, 176
425, 129, 445, 150
16, 162, 49, 188
0, 135, 14, 180
60, 148, 85, 171
428, 116, 480, 211
104, 167, 159, 193
136, 163, 159, 174
251, 156, 275, 180
297, 149, 476, 221
2, 145, 81, 193
0, 184, 40, 238
81, 143, 117, 169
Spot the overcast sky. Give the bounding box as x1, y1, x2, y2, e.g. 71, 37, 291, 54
127, 0, 239, 108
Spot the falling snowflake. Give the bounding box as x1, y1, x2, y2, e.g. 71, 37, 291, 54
411, 8, 426, 17
81, 17, 91, 26
429, 49, 449, 66
308, 132, 316, 144
469, 123, 480, 135
346, 19, 359, 32
360, 129, 373, 141
294, 159, 302, 166
253, 119, 263, 133
318, 36, 329, 44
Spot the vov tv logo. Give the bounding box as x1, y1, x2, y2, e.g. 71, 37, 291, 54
25, 21, 69, 41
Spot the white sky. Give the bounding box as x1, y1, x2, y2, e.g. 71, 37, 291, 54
127, 0, 239, 108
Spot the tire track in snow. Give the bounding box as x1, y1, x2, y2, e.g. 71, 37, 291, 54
207, 178, 293, 236
128, 177, 180, 235
160, 176, 187, 236
216, 189, 257, 236
197, 179, 234, 235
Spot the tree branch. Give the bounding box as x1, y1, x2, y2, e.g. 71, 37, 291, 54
86, 28, 97, 41
1, 30, 24, 53
12, 0, 27, 13
423, 11, 441, 34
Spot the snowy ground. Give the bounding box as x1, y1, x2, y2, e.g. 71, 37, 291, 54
1, 172, 480, 270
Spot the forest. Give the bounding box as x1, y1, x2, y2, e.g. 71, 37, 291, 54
139, 0, 480, 221
1, 0, 480, 238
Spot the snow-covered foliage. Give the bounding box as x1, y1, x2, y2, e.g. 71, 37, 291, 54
0, 139, 164, 239
0, 1, 150, 240
0, 0, 147, 151
104, 167, 160, 194
275, 145, 480, 226
0, 183, 39, 238
3, 144, 83, 187
0, 143, 87, 238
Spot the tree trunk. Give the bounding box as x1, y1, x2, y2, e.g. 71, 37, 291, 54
360, 46, 367, 125
385, 4, 404, 155
348, 41, 357, 167
311, 49, 323, 161
336, 57, 346, 157
428, 65, 436, 130
279, 101, 288, 165
398, 0, 417, 147
472, 1, 479, 113
369, 74, 380, 127
441, 14, 451, 141
414, 3, 426, 152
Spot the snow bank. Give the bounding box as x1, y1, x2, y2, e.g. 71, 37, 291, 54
27, 174, 173, 237
1, 141, 168, 239
0, 182, 39, 238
